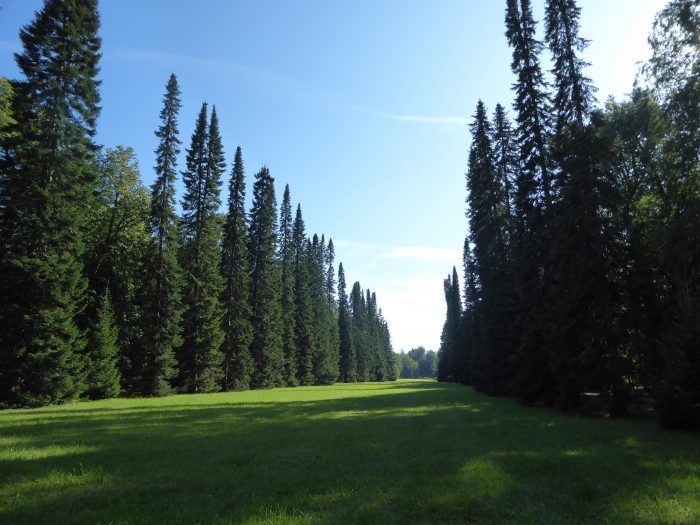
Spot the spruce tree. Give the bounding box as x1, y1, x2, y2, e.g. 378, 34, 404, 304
0, 0, 101, 406
221, 146, 254, 390
86, 290, 121, 400
139, 74, 183, 396
491, 103, 518, 225
505, 0, 555, 404
279, 184, 298, 386
437, 268, 464, 383
505, 0, 553, 208
292, 205, 314, 385
467, 101, 514, 394
179, 104, 225, 393
351, 281, 370, 381
544, 0, 625, 411
310, 235, 339, 384
337, 263, 357, 382
248, 166, 285, 388
544, 0, 595, 134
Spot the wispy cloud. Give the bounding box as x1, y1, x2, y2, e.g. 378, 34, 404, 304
106, 48, 467, 127
350, 106, 468, 126
380, 245, 463, 263
108, 47, 322, 99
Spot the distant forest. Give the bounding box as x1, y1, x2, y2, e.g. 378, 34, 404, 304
438, 0, 699, 430
0, 0, 397, 408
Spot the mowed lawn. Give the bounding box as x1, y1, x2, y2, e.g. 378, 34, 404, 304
1, 381, 699, 524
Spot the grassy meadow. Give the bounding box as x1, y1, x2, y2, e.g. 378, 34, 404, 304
1, 380, 699, 524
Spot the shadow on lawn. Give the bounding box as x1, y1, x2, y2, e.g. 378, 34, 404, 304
1, 381, 699, 524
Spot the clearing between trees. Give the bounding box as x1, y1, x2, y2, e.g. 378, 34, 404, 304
0, 380, 698, 524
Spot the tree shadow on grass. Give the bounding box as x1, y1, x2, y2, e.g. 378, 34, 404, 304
0, 381, 698, 524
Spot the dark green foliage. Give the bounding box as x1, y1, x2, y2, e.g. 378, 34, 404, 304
178, 104, 226, 393
397, 347, 438, 378
351, 281, 370, 381
0, 0, 101, 406
437, 268, 463, 383
86, 290, 121, 400
85, 146, 149, 394
138, 74, 183, 397
248, 166, 285, 388
505, 0, 552, 209
642, 0, 700, 429
292, 205, 314, 385
220, 146, 254, 391
466, 101, 515, 395
505, 0, 555, 404
279, 185, 298, 386
309, 235, 339, 384
349, 282, 393, 382
443, 0, 699, 430
337, 263, 356, 382
544, 0, 596, 133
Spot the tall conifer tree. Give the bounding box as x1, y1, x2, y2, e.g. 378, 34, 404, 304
139, 74, 183, 396
179, 104, 225, 393
0, 0, 101, 405
351, 281, 370, 381
310, 235, 339, 384
505, 0, 555, 403
279, 184, 298, 386
221, 146, 254, 390
545, 0, 623, 411
467, 101, 514, 394
337, 263, 356, 382
292, 205, 314, 385
248, 166, 285, 388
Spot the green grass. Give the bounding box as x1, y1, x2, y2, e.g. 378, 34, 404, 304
1, 380, 699, 524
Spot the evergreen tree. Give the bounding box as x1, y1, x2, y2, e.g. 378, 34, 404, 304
248, 166, 285, 388
544, 0, 623, 411
505, 0, 553, 208
380, 314, 397, 381
138, 73, 183, 396
0, 0, 101, 406
179, 104, 225, 393
437, 268, 464, 383
467, 101, 514, 394
309, 235, 339, 384
337, 263, 356, 382
279, 184, 298, 386
221, 146, 254, 390
85, 290, 121, 400
351, 281, 370, 381
491, 103, 518, 225
505, 0, 555, 404
544, 0, 595, 134
292, 205, 314, 385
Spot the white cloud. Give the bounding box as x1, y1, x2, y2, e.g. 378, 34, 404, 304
350, 105, 468, 126
381, 245, 463, 263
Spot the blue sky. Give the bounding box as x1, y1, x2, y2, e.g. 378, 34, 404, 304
0, 0, 667, 352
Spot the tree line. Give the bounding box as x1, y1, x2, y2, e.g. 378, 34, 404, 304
0, 0, 396, 408
438, 0, 699, 430
396, 347, 438, 379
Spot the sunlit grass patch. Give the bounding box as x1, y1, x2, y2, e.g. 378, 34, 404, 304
0, 379, 698, 524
